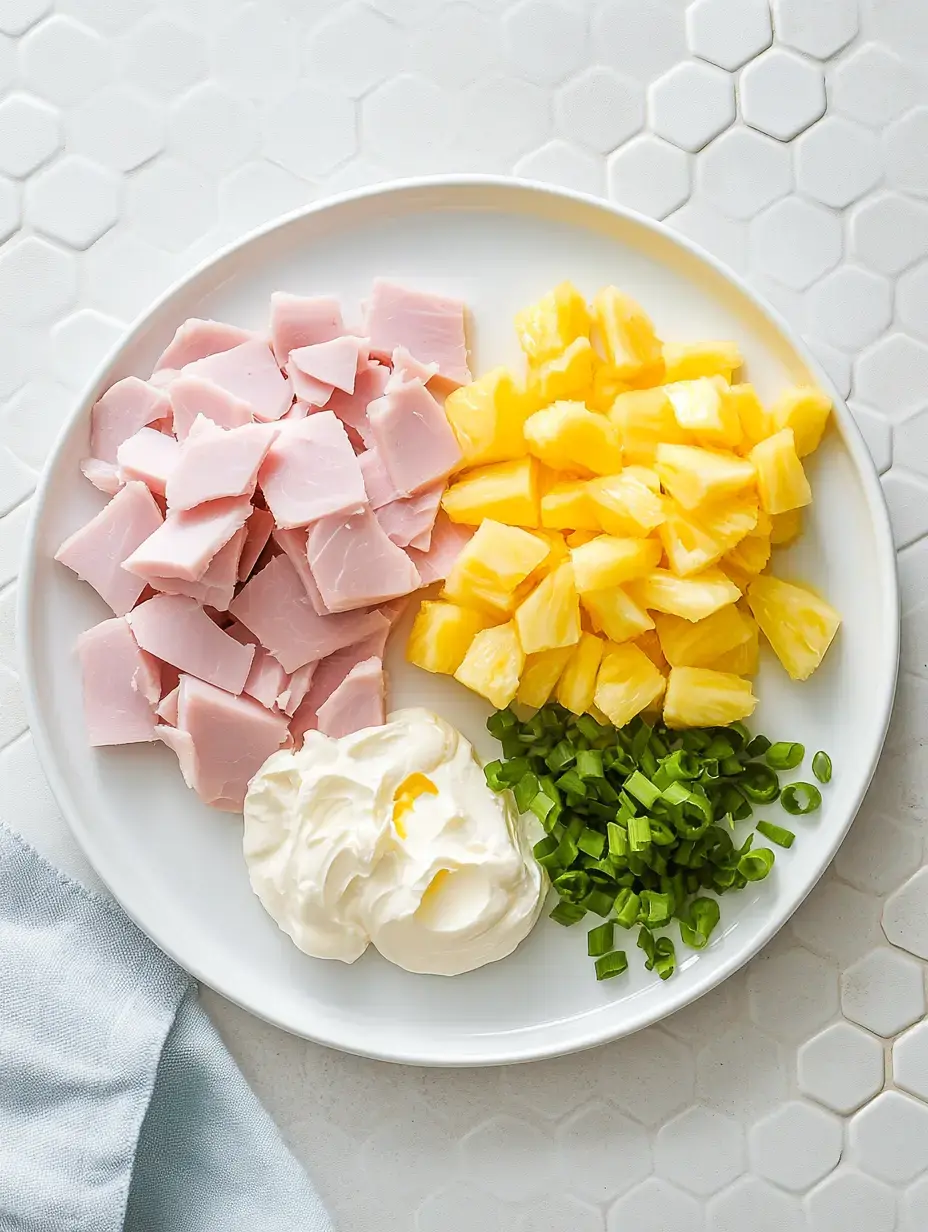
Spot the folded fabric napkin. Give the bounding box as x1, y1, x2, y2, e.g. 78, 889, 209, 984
0, 821, 333, 1232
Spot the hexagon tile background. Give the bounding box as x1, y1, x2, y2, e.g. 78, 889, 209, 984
2, 0, 928, 1228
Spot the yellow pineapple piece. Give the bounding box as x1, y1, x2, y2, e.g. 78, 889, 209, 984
659, 503, 728, 577
771, 386, 831, 457
634, 629, 668, 673
528, 336, 596, 404
587, 363, 629, 412
517, 646, 574, 709
454, 622, 525, 709
556, 631, 605, 714
662, 340, 743, 384
523, 401, 623, 475
514, 281, 591, 365
514, 561, 581, 653
443, 368, 530, 468
588, 472, 665, 536
592, 287, 665, 386
570, 535, 662, 592
441, 455, 540, 527
654, 604, 753, 668
728, 383, 772, 449
566, 529, 599, 547
663, 666, 757, 728
665, 377, 743, 447
406, 601, 499, 675
770, 508, 803, 545
723, 528, 771, 576
540, 478, 601, 530
749, 428, 812, 515
581, 585, 654, 643
719, 563, 752, 593
630, 567, 742, 622
594, 643, 666, 729
608, 387, 685, 464
622, 464, 662, 492
442, 520, 550, 613
747, 575, 841, 681
655, 443, 756, 510
706, 611, 760, 676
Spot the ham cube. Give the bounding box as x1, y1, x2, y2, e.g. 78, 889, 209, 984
90, 377, 172, 464
315, 658, 385, 739
243, 645, 289, 712
391, 344, 439, 385
327, 360, 389, 450
289, 625, 389, 744
272, 527, 329, 614
406, 511, 473, 585
374, 483, 443, 549
144, 525, 247, 612
366, 279, 470, 386
116, 426, 181, 497
165, 416, 277, 511
367, 371, 462, 495
156, 724, 199, 790
229, 552, 389, 672
183, 339, 292, 423
169, 374, 254, 440
77, 617, 159, 745
56, 480, 163, 616
289, 335, 366, 396
269, 292, 344, 364
238, 507, 275, 582
157, 686, 180, 726
285, 362, 333, 408
80, 458, 123, 495
152, 318, 254, 374
307, 505, 421, 613
276, 660, 316, 716
359, 446, 400, 510
257, 411, 366, 529
122, 495, 252, 582
127, 594, 255, 695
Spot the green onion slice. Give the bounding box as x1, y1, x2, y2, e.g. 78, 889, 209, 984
595, 950, 628, 980
588, 921, 615, 957
738, 847, 776, 881
756, 820, 795, 848
765, 741, 805, 770
812, 751, 832, 784
780, 782, 822, 815
679, 897, 721, 949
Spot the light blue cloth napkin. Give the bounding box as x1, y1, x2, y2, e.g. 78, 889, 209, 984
0, 821, 333, 1232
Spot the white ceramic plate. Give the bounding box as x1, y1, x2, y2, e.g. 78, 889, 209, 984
20, 179, 898, 1066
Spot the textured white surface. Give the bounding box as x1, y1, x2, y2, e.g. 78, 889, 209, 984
3, 0, 928, 1227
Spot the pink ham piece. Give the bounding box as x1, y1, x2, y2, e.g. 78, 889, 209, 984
56, 480, 163, 616
282, 400, 310, 421
229, 552, 389, 672
152, 318, 253, 374
122, 495, 252, 583
155, 724, 199, 789
272, 527, 328, 614
257, 411, 366, 529
157, 686, 179, 726
77, 617, 159, 745
269, 292, 344, 364
116, 426, 181, 496
127, 594, 255, 695
285, 363, 333, 408
165, 416, 277, 511
406, 511, 474, 586
276, 660, 316, 716
307, 505, 421, 613
243, 646, 289, 712
359, 447, 400, 510
143, 525, 247, 612
238, 507, 274, 582
89, 377, 172, 464
169, 374, 254, 440
374, 483, 443, 549
183, 340, 292, 423
327, 359, 389, 450
391, 344, 439, 385
289, 335, 366, 396
366, 279, 470, 386
289, 624, 390, 744
80, 458, 122, 495
367, 370, 462, 495
315, 657, 385, 739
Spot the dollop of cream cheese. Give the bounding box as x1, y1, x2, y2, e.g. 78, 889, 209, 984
243, 708, 546, 976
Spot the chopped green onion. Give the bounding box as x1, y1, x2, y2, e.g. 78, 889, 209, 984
781, 782, 822, 815
546, 740, 576, 772
553, 868, 590, 903
529, 792, 556, 824
615, 888, 641, 929
627, 815, 652, 852
738, 847, 776, 881
756, 821, 795, 848
550, 902, 585, 926
679, 897, 721, 949
654, 937, 676, 980
583, 887, 616, 918
746, 734, 771, 758
607, 822, 628, 861
625, 770, 661, 809
576, 748, 604, 780
575, 714, 604, 743
555, 768, 587, 797
738, 763, 780, 803
484, 759, 504, 791
595, 950, 628, 980
578, 828, 606, 859
486, 709, 517, 739
513, 772, 540, 813
812, 751, 832, 784
588, 921, 615, 957
766, 741, 805, 771
640, 890, 674, 927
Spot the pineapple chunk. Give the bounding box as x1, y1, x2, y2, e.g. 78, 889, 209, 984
566, 529, 598, 547
723, 529, 771, 576
514, 280, 591, 365
622, 465, 662, 492
664, 667, 757, 728
454, 622, 524, 709
570, 535, 662, 592
609, 387, 686, 463
581, 586, 654, 643
655, 443, 756, 510
528, 336, 596, 404
654, 605, 753, 668
443, 520, 550, 613
706, 612, 760, 676
540, 478, 601, 530
663, 340, 743, 384
770, 508, 803, 545
728, 383, 772, 449
517, 646, 574, 709
588, 472, 665, 536
749, 428, 812, 515
771, 386, 831, 457
443, 368, 530, 468
634, 629, 668, 673
406, 601, 499, 675
556, 632, 605, 714
587, 363, 629, 412
665, 377, 743, 447
659, 504, 728, 577
630, 567, 742, 622
594, 643, 666, 729
514, 562, 581, 653
442, 456, 540, 527
747, 575, 841, 681
523, 401, 623, 475
593, 287, 664, 386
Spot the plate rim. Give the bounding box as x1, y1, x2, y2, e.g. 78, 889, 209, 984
18, 176, 900, 1066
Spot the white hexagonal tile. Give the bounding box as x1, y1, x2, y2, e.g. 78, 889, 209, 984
895, 408, 928, 480
556, 1103, 651, 1203
360, 1112, 457, 1202
749, 197, 841, 292
667, 199, 747, 273
806, 266, 892, 352
842, 946, 926, 1037
462, 1116, 556, 1203
747, 945, 839, 1045
218, 160, 313, 238
791, 878, 883, 968
362, 76, 455, 175
518, 1194, 604, 1232
608, 1178, 703, 1232
894, 1021, 928, 1103
27, 156, 120, 250
898, 261, 928, 340
833, 43, 916, 129
213, 2, 301, 102
607, 134, 690, 220
67, 86, 163, 173
0, 94, 60, 180
500, 1048, 603, 1120
50, 310, 122, 391
556, 67, 644, 155
454, 76, 550, 169
0, 176, 20, 245
122, 15, 207, 100
503, 0, 586, 87
807, 336, 852, 400
20, 15, 110, 107
0, 236, 76, 327
0, 0, 51, 36
848, 402, 892, 473
696, 1023, 788, 1121
884, 107, 928, 199
409, 5, 499, 90
698, 127, 791, 221
0, 34, 14, 96
166, 85, 258, 177
798, 1021, 885, 1115
0, 440, 36, 516
0, 664, 27, 746
882, 468, 928, 550
416, 1184, 507, 1232
264, 85, 357, 180
796, 117, 882, 210
55, 0, 149, 35
84, 229, 178, 322
850, 193, 928, 277
664, 967, 747, 1047
604, 1028, 696, 1129
592, 0, 688, 86
127, 158, 216, 253
655, 1107, 745, 1196
902, 1175, 928, 1232
686, 0, 772, 71
749, 1101, 843, 1193
836, 802, 923, 896
710, 1179, 808, 1232
515, 141, 604, 197
850, 1091, 928, 1184
741, 48, 825, 142
649, 61, 734, 154
854, 334, 928, 420
305, 1, 405, 98
805, 1169, 896, 1232
0, 497, 32, 587
772, 0, 858, 58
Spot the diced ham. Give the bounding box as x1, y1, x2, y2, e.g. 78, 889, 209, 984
229, 552, 389, 672
56, 480, 164, 616
408, 524, 433, 552
183, 339, 292, 423
269, 292, 344, 364
77, 617, 158, 745
127, 594, 255, 695
406, 511, 474, 585
367, 371, 462, 495
80, 458, 123, 495
289, 335, 366, 396
165, 416, 277, 511
374, 483, 443, 549
257, 411, 366, 529
122, 495, 252, 583
152, 318, 254, 374
272, 527, 329, 614
116, 426, 181, 497
391, 344, 439, 385
144, 525, 247, 611
169, 374, 254, 440
289, 625, 390, 744
276, 660, 316, 716
366, 279, 470, 386
327, 360, 389, 450
157, 686, 179, 726
155, 724, 199, 789
359, 446, 400, 510
238, 507, 275, 581
315, 658, 385, 739
282, 400, 310, 421
243, 645, 289, 712
379, 596, 411, 627
89, 377, 172, 466
306, 505, 421, 613
285, 362, 333, 408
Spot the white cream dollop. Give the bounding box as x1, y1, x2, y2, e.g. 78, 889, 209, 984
242, 707, 546, 976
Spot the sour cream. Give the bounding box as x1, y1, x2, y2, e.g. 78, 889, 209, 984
243, 708, 546, 976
